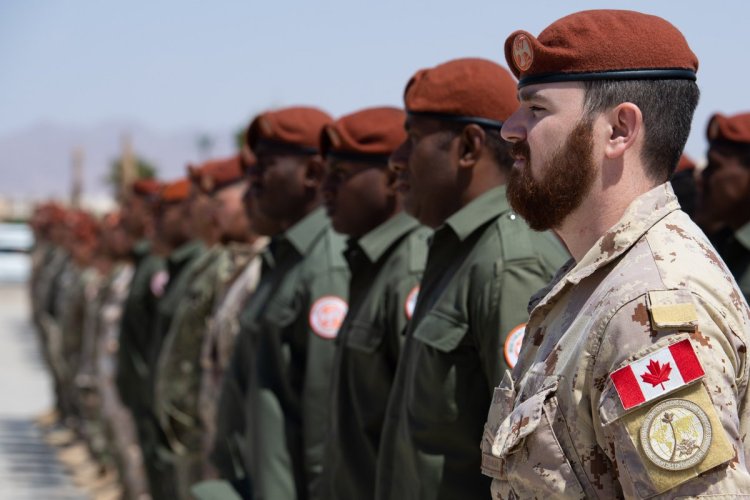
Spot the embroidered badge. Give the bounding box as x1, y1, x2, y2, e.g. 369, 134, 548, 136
512, 34, 534, 72
309, 296, 348, 339
504, 323, 526, 369
618, 383, 735, 493
404, 286, 419, 320
610, 338, 704, 411
640, 398, 712, 471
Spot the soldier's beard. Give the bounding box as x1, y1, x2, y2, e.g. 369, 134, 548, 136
506, 120, 597, 231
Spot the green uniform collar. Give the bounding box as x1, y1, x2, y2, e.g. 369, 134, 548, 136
283, 206, 329, 255
133, 238, 151, 258
352, 212, 420, 263
442, 185, 510, 242
168, 239, 205, 267
734, 221, 750, 251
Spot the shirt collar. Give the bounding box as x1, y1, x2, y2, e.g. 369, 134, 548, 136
351, 212, 420, 263
168, 239, 205, 267
734, 221, 750, 251
534, 183, 680, 310
441, 185, 511, 242
282, 207, 330, 255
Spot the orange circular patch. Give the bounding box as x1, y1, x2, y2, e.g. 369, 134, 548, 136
150, 270, 169, 298
504, 323, 526, 369
309, 296, 348, 339
404, 285, 420, 320
512, 34, 534, 72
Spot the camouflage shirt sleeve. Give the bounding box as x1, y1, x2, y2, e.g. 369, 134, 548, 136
592, 290, 750, 498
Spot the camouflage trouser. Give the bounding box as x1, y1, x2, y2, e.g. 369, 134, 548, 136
99, 374, 149, 499
38, 313, 72, 418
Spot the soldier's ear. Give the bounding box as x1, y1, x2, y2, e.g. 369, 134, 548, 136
458, 124, 484, 169
384, 162, 400, 195
604, 102, 641, 161
304, 155, 326, 188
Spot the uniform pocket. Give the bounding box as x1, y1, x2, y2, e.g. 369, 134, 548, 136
406, 311, 468, 425
411, 310, 468, 352
346, 321, 386, 353
490, 376, 586, 499
482, 371, 516, 479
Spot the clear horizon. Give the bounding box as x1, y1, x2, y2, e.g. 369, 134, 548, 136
2, 1, 748, 162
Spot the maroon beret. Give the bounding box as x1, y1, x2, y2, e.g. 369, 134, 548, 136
246, 106, 332, 154
505, 10, 698, 88
159, 178, 190, 204
404, 58, 518, 129
132, 178, 161, 197
321, 107, 406, 162
189, 155, 245, 193
707, 112, 750, 146
675, 154, 696, 173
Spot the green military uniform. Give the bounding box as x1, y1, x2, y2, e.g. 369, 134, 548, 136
212, 208, 348, 499
145, 239, 206, 500
375, 186, 568, 500
154, 244, 229, 495
716, 221, 750, 303
210, 220, 309, 495
321, 212, 429, 500
248, 207, 349, 500
116, 239, 165, 416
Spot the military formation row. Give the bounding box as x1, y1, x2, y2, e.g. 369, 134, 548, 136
27, 8, 750, 500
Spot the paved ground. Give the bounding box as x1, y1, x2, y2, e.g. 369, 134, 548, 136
0, 283, 88, 499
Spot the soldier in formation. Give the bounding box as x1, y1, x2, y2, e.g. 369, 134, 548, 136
26, 8, 750, 500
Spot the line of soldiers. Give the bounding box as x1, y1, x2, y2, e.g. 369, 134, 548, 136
28, 8, 750, 500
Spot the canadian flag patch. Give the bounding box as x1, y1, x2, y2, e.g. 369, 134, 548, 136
610, 338, 704, 411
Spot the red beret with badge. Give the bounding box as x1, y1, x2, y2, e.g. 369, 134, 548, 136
404, 58, 518, 129
504, 10, 698, 88
706, 112, 750, 146
320, 107, 406, 162
246, 106, 333, 154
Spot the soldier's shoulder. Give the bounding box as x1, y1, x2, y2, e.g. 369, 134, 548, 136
645, 211, 749, 324
302, 226, 349, 275
493, 212, 568, 268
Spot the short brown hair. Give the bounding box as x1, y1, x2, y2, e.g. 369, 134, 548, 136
582, 79, 700, 182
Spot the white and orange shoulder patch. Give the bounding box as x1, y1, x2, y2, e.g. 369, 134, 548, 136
504, 323, 526, 369
309, 296, 348, 339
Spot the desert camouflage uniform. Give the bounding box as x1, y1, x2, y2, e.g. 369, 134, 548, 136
155, 244, 229, 496
36, 247, 72, 416
482, 183, 750, 498
198, 239, 267, 477
93, 262, 150, 500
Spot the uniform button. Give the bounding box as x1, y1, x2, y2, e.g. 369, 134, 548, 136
509, 214, 516, 220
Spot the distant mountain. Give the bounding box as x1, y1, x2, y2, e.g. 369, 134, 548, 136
0, 120, 237, 201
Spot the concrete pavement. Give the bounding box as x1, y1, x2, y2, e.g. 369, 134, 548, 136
0, 283, 88, 499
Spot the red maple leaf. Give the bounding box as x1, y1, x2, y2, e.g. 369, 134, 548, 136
640, 359, 672, 390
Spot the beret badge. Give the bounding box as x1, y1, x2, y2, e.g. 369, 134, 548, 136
707, 118, 720, 141
324, 126, 342, 150
512, 34, 534, 72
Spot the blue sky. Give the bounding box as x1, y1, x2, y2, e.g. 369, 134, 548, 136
1, 0, 747, 159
